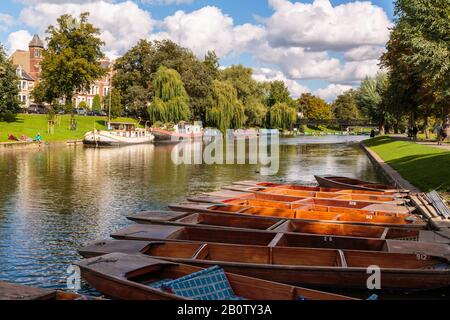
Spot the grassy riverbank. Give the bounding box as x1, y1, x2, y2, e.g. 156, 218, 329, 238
364, 136, 450, 193
0, 114, 139, 142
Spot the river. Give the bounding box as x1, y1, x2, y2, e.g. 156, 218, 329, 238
0, 135, 386, 292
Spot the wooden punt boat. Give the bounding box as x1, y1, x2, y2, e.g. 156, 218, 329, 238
0, 281, 98, 300
127, 211, 447, 243
188, 193, 411, 213
110, 224, 450, 257
231, 180, 407, 197
79, 240, 450, 290
218, 186, 406, 204
169, 202, 425, 228
75, 252, 356, 300
315, 175, 408, 193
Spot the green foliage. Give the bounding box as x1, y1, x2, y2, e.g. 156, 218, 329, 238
219, 65, 268, 127
38, 13, 106, 106
332, 90, 362, 122
297, 93, 332, 120
113, 39, 214, 120
0, 44, 20, 120
381, 0, 450, 129
269, 102, 297, 130
92, 94, 101, 111
267, 81, 291, 107
356, 73, 389, 133
148, 66, 190, 124
206, 80, 246, 132
78, 101, 87, 109
105, 88, 123, 118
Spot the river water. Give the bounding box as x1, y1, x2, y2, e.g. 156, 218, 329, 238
0, 135, 386, 292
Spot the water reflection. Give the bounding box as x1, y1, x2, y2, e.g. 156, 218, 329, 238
0, 136, 383, 290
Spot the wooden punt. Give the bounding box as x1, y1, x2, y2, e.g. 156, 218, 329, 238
218, 186, 407, 204
75, 252, 356, 300
188, 193, 411, 213
127, 211, 447, 243
231, 180, 407, 196
169, 202, 425, 228
315, 175, 408, 193
78, 240, 450, 290
0, 281, 98, 300
110, 224, 450, 257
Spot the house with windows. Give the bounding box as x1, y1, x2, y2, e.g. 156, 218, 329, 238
10, 34, 114, 111
16, 67, 35, 109
10, 34, 44, 110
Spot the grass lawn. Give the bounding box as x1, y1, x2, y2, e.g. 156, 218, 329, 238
364, 136, 450, 192
0, 114, 139, 142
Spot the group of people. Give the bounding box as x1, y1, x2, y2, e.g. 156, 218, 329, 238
436, 122, 449, 146
7, 133, 43, 144
407, 127, 419, 141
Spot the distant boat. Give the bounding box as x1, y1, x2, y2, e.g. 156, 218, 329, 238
83, 122, 154, 147
151, 122, 203, 144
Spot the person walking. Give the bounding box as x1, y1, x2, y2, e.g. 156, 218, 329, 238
436, 123, 444, 145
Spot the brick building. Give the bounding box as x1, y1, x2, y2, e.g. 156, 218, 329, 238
10, 34, 113, 111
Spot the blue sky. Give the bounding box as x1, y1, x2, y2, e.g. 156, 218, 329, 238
0, 0, 396, 101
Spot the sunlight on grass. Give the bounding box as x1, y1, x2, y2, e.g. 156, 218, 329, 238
364, 136, 450, 192
0, 114, 139, 142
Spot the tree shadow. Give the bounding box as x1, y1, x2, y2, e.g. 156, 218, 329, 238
386, 152, 450, 192
363, 136, 394, 147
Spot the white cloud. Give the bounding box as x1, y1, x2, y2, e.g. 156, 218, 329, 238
315, 84, 353, 102
252, 67, 310, 98
151, 6, 265, 58
19, 1, 153, 57
344, 45, 385, 62
267, 0, 392, 51
0, 13, 15, 32
7, 30, 33, 54
329, 59, 382, 84
141, 0, 194, 4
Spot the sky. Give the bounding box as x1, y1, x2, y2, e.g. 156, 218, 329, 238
0, 0, 396, 101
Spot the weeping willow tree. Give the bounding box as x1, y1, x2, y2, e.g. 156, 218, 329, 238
269, 102, 297, 130
148, 66, 191, 123
206, 80, 246, 132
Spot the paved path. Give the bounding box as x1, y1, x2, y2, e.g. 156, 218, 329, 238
389, 134, 450, 151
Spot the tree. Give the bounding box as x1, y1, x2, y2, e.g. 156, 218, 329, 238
220, 65, 268, 127
269, 103, 297, 130
92, 94, 101, 111
297, 93, 332, 120
0, 44, 20, 121
105, 88, 123, 118
37, 13, 106, 113
267, 81, 291, 107
332, 90, 362, 122
148, 66, 190, 124
113, 39, 215, 120
381, 0, 450, 130
206, 80, 246, 132
356, 73, 390, 134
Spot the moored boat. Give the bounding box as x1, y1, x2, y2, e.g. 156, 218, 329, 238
0, 281, 99, 300
151, 122, 203, 144
127, 210, 447, 243
169, 202, 424, 227
83, 122, 154, 147
315, 175, 408, 193
79, 240, 450, 291
75, 252, 357, 300
110, 224, 449, 255
231, 180, 407, 197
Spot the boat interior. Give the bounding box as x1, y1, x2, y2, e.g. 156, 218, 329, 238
172, 212, 421, 240
140, 241, 449, 270
201, 203, 420, 225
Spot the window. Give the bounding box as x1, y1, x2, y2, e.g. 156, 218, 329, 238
21, 81, 27, 90
34, 49, 41, 58
103, 87, 110, 96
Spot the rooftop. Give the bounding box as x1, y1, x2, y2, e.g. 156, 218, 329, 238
29, 34, 44, 48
